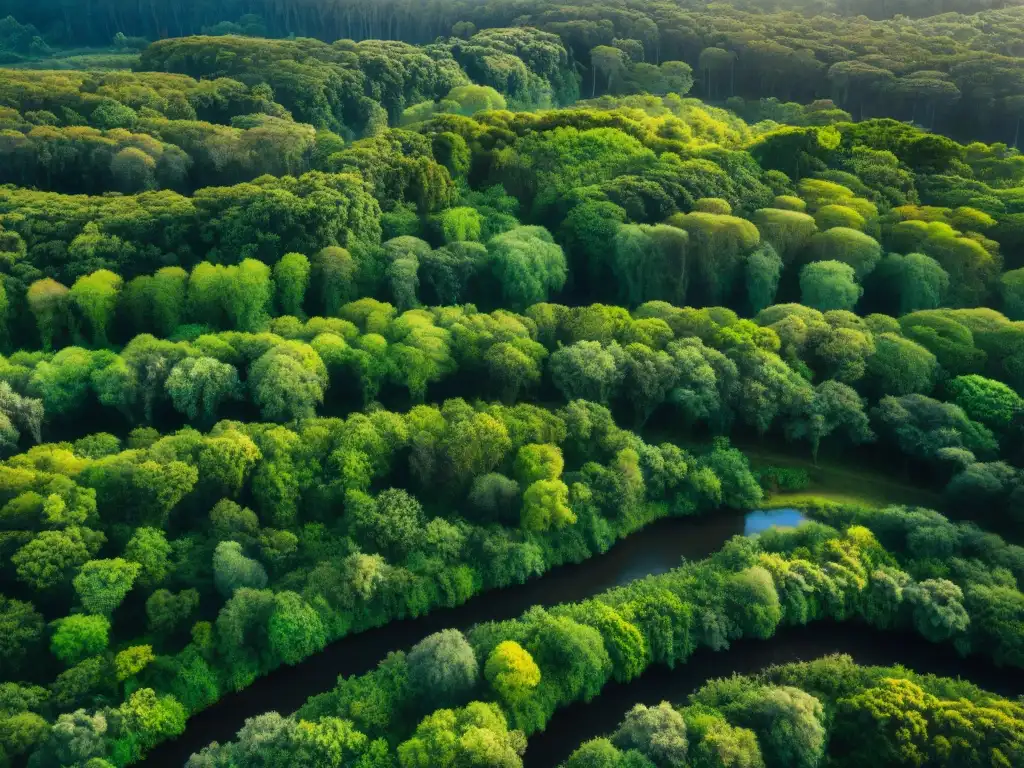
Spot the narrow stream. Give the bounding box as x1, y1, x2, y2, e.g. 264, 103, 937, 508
145, 508, 775, 766
524, 621, 1024, 767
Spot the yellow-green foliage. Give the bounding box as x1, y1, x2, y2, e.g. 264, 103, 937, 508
753, 208, 819, 263
773, 195, 807, 212
815, 204, 867, 231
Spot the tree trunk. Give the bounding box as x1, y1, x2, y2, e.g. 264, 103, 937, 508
1014, 117, 1020, 149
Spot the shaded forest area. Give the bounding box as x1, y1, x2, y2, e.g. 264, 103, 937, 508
5, 0, 1024, 141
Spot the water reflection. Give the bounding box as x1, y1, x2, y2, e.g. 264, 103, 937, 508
744, 507, 807, 535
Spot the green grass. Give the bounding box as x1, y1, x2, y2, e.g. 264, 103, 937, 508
651, 429, 941, 511
8, 51, 139, 70
758, 491, 883, 510
739, 443, 941, 510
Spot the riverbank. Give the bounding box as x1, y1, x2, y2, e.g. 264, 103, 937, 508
522, 621, 1024, 767
529, 635, 1024, 768
174, 511, 1024, 768
141, 444, 943, 766
142, 511, 751, 766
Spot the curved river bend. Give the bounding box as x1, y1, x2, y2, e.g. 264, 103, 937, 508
145, 509, 1019, 766
145, 509, 754, 765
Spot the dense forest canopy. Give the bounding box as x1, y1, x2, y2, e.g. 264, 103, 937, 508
5, 0, 1024, 140
0, 0, 1022, 766
561, 656, 1024, 768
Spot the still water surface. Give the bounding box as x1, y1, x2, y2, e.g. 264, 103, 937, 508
744, 507, 806, 534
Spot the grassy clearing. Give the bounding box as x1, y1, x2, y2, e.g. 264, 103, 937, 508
739, 443, 942, 510
651, 428, 942, 511
8, 51, 139, 70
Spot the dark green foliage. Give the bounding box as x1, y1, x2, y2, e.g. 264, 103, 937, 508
567, 656, 1024, 768
873, 394, 998, 465
406, 630, 479, 709
0, 596, 44, 677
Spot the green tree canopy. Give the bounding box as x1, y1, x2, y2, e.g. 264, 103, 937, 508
800, 261, 862, 311
73, 558, 140, 616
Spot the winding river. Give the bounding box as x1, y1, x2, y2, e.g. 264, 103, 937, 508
145, 508, 758, 765
144, 508, 1020, 766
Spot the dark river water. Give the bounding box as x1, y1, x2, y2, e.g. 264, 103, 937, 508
144, 508, 760, 766
144, 508, 1021, 767
523, 621, 1024, 767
